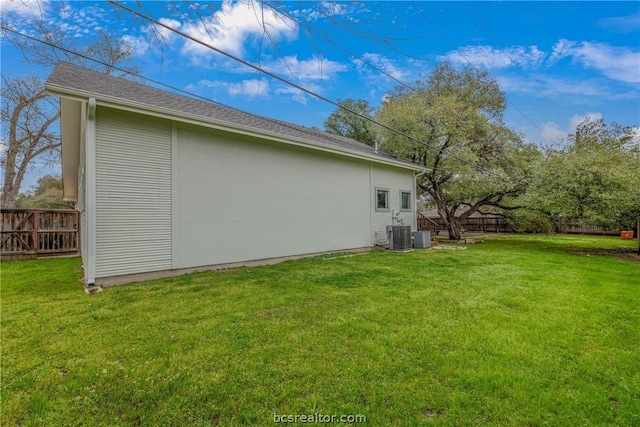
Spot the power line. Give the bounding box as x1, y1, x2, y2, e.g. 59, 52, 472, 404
263, 0, 521, 146
104, 1, 426, 143
262, 0, 412, 90
1, 25, 349, 151
3, 3, 516, 184
106, 0, 515, 182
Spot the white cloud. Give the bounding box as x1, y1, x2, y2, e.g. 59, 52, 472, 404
121, 17, 183, 57
0, 0, 44, 17
180, 0, 297, 62
197, 78, 270, 97
439, 45, 546, 69
540, 122, 568, 144
549, 39, 640, 83
320, 1, 346, 17
547, 39, 576, 65
536, 77, 606, 97
155, 18, 182, 42
121, 34, 151, 57
597, 13, 640, 33
5, 3, 109, 39
440, 40, 639, 84
226, 79, 269, 97
536, 112, 604, 146
357, 53, 409, 81
540, 112, 602, 144
569, 112, 603, 129
275, 86, 308, 104
291, 1, 348, 21
497, 74, 612, 98
629, 127, 640, 146
275, 81, 323, 104
269, 55, 347, 80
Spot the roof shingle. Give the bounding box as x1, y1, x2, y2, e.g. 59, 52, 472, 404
46, 62, 420, 169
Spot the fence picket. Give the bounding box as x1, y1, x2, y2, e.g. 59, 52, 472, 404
1, 209, 78, 260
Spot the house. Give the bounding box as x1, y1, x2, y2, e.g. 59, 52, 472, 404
46, 63, 424, 286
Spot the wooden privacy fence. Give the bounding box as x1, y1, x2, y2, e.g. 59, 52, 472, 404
429, 216, 514, 234
417, 212, 439, 234
555, 221, 619, 236
1, 209, 79, 260
462, 217, 515, 233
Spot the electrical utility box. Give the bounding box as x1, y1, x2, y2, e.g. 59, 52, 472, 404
412, 231, 431, 249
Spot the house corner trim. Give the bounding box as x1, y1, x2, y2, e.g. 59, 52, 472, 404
85, 98, 97, 286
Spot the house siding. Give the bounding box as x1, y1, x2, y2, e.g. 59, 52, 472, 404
94, 107, 172, 277
371, 164, 416, 245
172, 125, 372, 269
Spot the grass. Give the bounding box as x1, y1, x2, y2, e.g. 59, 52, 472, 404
1, 235, 639, 426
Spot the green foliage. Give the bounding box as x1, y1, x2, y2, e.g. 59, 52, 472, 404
375, 63, 539, 239
506, 209, 554, 234
2, 236, 639, 426
323, 98, 378, 146
525, 118, 640, 229
16, 174, 75, 209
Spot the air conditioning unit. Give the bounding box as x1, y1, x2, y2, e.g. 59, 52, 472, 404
412, 231, 431, 249
387, 225, 412, 251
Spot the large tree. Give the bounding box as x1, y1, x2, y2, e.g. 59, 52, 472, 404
1, 11, 139, 208
525, 118, 640, 230
376, 63, 538, 240
1, 75, 59, 208
323, 98, 378, 147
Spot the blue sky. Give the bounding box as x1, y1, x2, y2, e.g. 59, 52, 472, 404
2, 1, 639, 190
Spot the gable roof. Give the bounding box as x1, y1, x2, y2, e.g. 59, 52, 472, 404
45, 62, 422, 171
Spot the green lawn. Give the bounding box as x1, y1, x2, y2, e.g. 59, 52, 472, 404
1, 235, 639, 426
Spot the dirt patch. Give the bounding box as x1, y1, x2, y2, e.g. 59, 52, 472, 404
568, 246, 640, 262
431, 245, 467, 251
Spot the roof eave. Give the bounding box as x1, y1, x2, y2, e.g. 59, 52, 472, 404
46, 83, 424, 172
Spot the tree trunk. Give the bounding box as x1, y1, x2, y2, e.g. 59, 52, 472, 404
2, 185, 19, 208
2, 148, 19, 208
447, 218, 462, 241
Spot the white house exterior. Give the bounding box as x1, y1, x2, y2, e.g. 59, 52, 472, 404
46, 63, 423, 286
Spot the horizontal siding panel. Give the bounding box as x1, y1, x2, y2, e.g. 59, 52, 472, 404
173, 126, 371, 269
95, 158, 170, 170
95, 107, 172, 278
99, 253, 172, 263
95, 230, 171, 239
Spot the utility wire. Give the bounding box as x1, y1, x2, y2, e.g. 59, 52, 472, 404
106, 0, 514, 182
269, 0, 551, 151
262, 0, 412, 90
1, 25, 219, 105
1, 25, 385, 161
104, 2, 428, 146
260, 0, 522, 149
3, 4, 514, 183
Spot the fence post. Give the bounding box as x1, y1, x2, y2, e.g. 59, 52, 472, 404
33, 210, 39, 256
